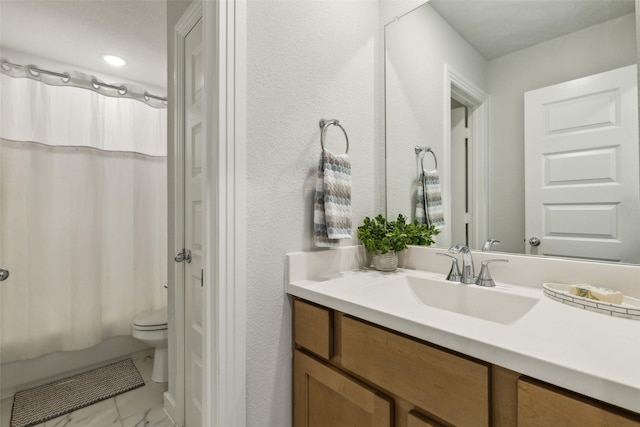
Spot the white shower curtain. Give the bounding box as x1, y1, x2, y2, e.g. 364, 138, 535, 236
0, 73, 168, 362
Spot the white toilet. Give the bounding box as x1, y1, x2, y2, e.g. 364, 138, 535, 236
132, 307, 168, 383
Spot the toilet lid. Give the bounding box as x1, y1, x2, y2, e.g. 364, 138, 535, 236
133, 307, 168, 330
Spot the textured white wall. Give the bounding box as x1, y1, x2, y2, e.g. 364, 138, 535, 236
246, 1, 379, 425
486, 14, 636, 254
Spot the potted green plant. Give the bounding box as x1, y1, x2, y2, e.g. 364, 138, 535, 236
357, 214, 439, 271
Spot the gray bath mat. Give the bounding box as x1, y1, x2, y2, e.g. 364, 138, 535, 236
10, 358, 144, 427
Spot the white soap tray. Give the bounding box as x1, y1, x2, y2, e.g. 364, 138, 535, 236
543, 283, 640, 320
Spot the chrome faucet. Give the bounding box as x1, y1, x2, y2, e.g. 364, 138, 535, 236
436, 253, 462, 282
448, 244, 475, 284
475, 259, 509, 287
482, 239, 500, 251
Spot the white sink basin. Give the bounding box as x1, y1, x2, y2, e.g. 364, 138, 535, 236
378, 275, 539, 324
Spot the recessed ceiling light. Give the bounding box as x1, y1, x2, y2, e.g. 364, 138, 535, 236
101, 54, 127, 67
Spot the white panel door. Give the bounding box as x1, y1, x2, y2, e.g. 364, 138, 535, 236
524, 65, 639, 263
184, 17, 204, 427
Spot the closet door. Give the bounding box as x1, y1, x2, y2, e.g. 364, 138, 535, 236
183, 13, 204, 427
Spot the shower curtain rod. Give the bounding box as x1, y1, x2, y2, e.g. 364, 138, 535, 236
1, 59, 167, 106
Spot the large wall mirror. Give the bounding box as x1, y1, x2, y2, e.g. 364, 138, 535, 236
385, 0, 639, 264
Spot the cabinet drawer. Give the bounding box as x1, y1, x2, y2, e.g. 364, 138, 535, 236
294, 299, 332, 360
518, 377, 640, 426
294, 350, 392, 427
340, 315, 489, 426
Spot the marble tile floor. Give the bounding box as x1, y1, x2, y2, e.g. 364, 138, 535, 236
0, 353, 174, 427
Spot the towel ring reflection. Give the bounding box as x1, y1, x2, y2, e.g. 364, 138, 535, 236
415, 145, 437, 170
320, 119, 349, 154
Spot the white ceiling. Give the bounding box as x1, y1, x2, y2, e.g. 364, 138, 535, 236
429, 0, 636, 60
1, 0, 635, 90
0, 0, 167, 91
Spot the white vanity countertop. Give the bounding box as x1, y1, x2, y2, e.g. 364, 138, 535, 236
287, 267, 640, 414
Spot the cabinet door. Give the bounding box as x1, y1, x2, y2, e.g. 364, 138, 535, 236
294, 350, 392, 427
518, 377, 640, 427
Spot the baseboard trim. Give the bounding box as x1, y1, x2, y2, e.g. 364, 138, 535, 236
163, 391, 178, 426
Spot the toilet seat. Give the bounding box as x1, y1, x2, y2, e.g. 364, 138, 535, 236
132, 308, 168, 331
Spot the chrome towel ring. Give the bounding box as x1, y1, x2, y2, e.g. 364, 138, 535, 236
320, 119, 349, 154
415, 145, 437, 170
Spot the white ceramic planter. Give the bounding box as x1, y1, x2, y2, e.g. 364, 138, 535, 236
373, 251, 398, 272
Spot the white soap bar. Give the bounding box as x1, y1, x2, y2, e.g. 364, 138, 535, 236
568, 284, 623, 304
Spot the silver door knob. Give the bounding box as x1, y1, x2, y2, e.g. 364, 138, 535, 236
175, 249, 192, 263
529, 237, 541, 247
0, 269, 9, 281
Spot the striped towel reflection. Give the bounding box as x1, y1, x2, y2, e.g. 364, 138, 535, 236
415, 169, 444, 228
415, 170, 427, 225
314, 150, 352, 247
424, 169, 444, 227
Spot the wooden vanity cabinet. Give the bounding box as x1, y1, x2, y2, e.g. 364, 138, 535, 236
293, 299, 392, 426
293, 298, 488, 426
292, 298, 640, 427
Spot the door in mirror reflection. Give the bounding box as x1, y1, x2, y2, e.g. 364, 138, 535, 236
525, 64, 639, 263
451, 104, 469, 246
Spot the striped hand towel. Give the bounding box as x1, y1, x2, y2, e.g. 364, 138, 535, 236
424, 169, 444, 228
415, 170, 427, 224
314, 150, 352, 247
